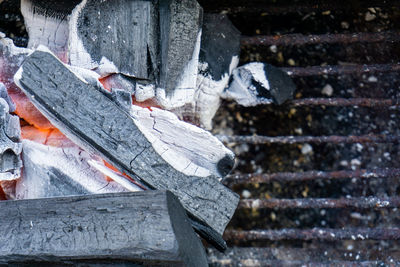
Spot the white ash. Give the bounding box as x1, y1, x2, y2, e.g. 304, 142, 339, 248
21, 0, 69, 59
130, 105, 234, 179
195, 56, 239, 129
16, 140, 128, 199
222, 62, 274, 107
135, 82, 155, 102
88, 160, 143, 192
301, 143, 313, 155
68, 0, 94, 69
156, 30, 202, 109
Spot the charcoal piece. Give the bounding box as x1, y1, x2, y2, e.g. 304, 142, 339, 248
0, 83, 22, 181
16, 140, 132, 199
159, 0, 203, 95
69, 0, 159, 79
223, 62, 296, 106
195, 13, 241, 129
0, 191, 208, 266
0, 33, 31, 89
21, 0, 77, 59
14, 48, 239, 245
110, 88, 132, 112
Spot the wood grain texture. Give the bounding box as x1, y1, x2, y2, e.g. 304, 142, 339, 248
0, 191, 208, 266
15, 49, 239, 242
0, 83, 22, 181
159, 0, 203, 94
70, 0, 159, 79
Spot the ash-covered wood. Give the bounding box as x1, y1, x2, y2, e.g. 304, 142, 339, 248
20, 0, 77, 60
0, 82, 22, 181
159, 0, 203, 95
17, 140, 132, 199
69, 0, 159, 79
14, 48, 239, 247
223, 62, 296, 106
0, 191, 208, 266
195, 13, 241, 129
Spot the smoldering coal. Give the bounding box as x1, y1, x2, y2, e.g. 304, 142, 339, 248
14, 48, 239, 242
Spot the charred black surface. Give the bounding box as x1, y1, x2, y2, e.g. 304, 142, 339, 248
159, 0, 203, 94
74, 0, 159, 79
16, 50, 239, 244
264, 64, 296, 104
199, 13, 241, 81
0, 191, 208, 266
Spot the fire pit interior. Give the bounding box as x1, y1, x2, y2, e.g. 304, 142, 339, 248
1, 0, 400, 265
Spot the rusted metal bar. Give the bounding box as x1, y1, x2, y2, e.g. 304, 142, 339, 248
224, 228, 400, 241
207, 247, 400, 266
241, 32, 400, 46
218, 134, 400, 145
200, 0, 400, 14
239, 197, 400, 209
289, 98, 400, 107
282, 64, 400, 77
223, 168, 400, 185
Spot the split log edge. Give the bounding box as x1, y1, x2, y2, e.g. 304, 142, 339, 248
0, 191, 208, 266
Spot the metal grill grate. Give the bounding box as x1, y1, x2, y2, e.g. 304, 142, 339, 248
201, 0, 400, 265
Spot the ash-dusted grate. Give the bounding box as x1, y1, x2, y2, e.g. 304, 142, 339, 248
201, 0, 400, 265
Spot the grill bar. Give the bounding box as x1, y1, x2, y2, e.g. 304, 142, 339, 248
201, 0, 400, 14
239, 197, 400, 209
223, 168, 400, 185
241, 31, 400, 46
224, 228, 400, 241
282, 64, 400, 77
290, 98, 400, 107
218, 134, 400, 145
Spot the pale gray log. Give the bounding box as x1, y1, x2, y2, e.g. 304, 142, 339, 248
16, 140, 131, 199
15, 50, 239, 242
70, 0, 159, 79
0, 191, 208, 266
0, 83, 22, 181
159, 0, 203, 94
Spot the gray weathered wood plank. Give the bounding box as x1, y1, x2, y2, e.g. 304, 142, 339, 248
0, 191, 208, 266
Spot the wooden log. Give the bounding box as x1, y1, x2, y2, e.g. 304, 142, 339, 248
14, 48, 239, 249
159, 0, 203, 95
223, 62, 297, 106
195, 13, 241, 129
0, 191, 208, 266
0, 82, 22, 181
16, 139, 133, 199
69, 0, 159, 79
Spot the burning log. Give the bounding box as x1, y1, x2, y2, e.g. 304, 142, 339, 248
14, 47, 239, 249
16, 140, 133, 199
0, 82, 22, 182
0, 191, 208, 266
195, 13, 241, 129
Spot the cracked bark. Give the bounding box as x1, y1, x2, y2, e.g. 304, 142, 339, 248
0, 191, 208, 266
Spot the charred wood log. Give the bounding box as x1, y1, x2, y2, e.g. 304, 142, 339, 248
69, 0, 159, 79
0, 82, 22, 181
195, 13, 241, 129
14, 48, 239, 249
0, 191, 208, 266
16, 140, 132, 199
